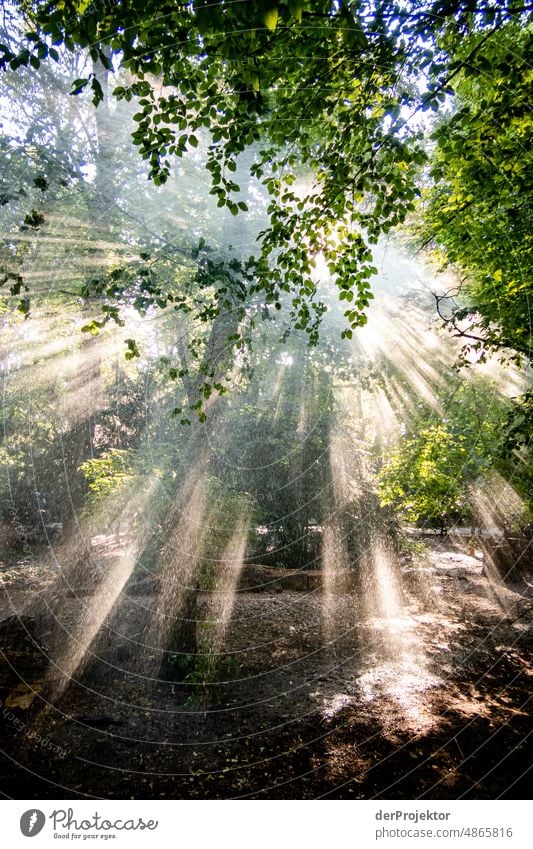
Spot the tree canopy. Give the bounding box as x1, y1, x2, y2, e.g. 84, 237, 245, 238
2, 1, 531, 360
413, 20, 532, 365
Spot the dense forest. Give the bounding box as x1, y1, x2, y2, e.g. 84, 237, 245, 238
0, 0, 531, 801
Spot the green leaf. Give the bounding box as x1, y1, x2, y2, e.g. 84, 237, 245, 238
263, 5, 279, 31
91, 77, 104, 107
70, 77, 89, 96
17, 297, 30, 316
124, 338, 140, 359
288, 0, 304, 23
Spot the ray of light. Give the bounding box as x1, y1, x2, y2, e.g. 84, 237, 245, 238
470, 470, 526, 535
38, 475, 160, 702
204, 516, 250, 655
321, 517, 350, 647
357, 540, 442, 732
145, 465, 209, 671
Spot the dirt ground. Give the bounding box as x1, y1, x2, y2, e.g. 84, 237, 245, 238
0, 536, 531, 799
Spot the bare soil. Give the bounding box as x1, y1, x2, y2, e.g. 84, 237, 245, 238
0, 536, 531, 799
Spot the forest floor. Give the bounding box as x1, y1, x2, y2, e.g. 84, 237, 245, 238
0, 535, 531, 799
